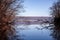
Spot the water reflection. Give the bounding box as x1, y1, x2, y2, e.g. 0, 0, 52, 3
16, 24, 60, 40
42, 23, 60, 40
16, 24, 53, 40
50, 25, 60, 40
1, 23, 60, 40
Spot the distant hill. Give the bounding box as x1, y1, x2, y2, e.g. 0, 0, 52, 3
15, 16, 52, 24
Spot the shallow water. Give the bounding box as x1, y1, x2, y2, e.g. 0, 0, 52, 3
15, 24, 53, 40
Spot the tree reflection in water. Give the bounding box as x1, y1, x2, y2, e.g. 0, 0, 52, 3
50, 24, 60, 40
40, 22, 60, 40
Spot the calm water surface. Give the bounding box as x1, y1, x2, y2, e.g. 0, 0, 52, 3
15, 24, 53, 40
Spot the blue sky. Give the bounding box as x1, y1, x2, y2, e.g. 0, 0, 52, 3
18, 0, 56, 16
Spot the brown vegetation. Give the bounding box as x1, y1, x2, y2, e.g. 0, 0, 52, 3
0, 0, 23, 40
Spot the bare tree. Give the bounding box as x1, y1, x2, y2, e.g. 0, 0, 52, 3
50, 0, 60, 26
0, 0, 24, 40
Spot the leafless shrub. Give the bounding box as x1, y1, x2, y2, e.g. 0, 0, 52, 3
0, 0, 24, 40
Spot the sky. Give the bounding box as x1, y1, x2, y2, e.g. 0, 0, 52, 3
18, 0, 56, 16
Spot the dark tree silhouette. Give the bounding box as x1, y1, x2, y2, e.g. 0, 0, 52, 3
50, 0, 60, 40
0, 0, 24, 40
50, 0, 60, 26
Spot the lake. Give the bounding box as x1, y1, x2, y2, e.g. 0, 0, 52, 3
15, 24, 54, 40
